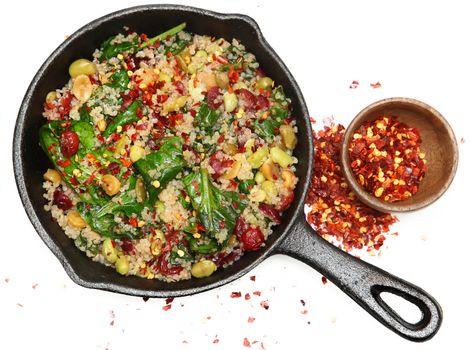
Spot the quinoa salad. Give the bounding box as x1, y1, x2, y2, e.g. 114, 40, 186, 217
40, 23, 299, 282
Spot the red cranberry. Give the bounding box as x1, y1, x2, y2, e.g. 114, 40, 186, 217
234, 217, 250, 238
107, 162, 121, 175
120, 239, 134, 254
207, 87, 222, 109
276, 190, 295, 212
53, 189, 73, 211
235, 88, 256, 110
60, 130, 79, 158
258, 203, 281, 224
240, 227, 265, 251
255, 95, 270, 110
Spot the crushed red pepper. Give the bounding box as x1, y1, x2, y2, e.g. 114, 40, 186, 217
349, 116, 426, 202
306, 123, 397, 252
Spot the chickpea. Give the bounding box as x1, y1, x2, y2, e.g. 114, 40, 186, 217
261, 180, 278, 202
45, 91, 57, 104
232, 82, 248, 90
151, 239, 164, 257
97, 119, 106, 132
223, 92, 238, 113
279, 125, 298, 150
270, 147, 293, 168
115, 255, 129, 275
101, 175, 121, 196
72, 74, 93, 102
249, 187, 267, 202
215, 71, 229, 89
222, 143, 238, 156
222, 160, 242, 180
67, 211, 87, 229
260, 158, 280, 181
255, 76, 273, 91
102, 238, 117, 263
247, 146, 269, 169
281, 169, 297, 189
69, 58, 97, 78
191, 260, 217, 278
129, 145, 145, 162
135, 178, 147, 203
43, 169, 61, 184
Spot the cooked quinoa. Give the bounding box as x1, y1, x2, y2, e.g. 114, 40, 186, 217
40, 23, 299, 281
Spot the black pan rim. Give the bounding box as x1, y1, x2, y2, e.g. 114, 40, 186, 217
13, 4, 313, 297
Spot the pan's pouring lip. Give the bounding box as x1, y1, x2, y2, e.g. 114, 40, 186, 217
13, 4, 313, 297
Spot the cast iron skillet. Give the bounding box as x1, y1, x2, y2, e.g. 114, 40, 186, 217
13, 4, 442, 342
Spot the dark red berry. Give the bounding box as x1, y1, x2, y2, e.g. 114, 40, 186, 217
240, 227, 265, 251
258, 203, 281, 224
60, 130, 79, 158
53, 189, 73, 211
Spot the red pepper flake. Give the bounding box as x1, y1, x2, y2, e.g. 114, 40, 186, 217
349, 80, 359, 89
322, 276, 328, 285
4, 278, 9, 283
253, 291, 261, 297
249, 275, 256, 282
213, 337, 220, 344
162, 304, 172, 311
231, 291, 242, 298
370, 81, 382, 88
32, 283, 38, 290
301, 309, 308, 315
306, 122, 398, 252
17, 303, 23, 308
165, 297, 174, 305
244, 293, 251, 300
349, 115, 426, 202
243, 338, 251, 347
260, 300, 270, 310
247, 317, 256, 323
300, 299, 306, 306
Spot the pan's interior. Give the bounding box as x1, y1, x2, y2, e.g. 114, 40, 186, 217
15, 5, 312, 296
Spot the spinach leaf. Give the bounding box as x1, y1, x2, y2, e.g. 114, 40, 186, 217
169, 243, 194, 265
183, 169, 247, 245
71, 121, 95, 149
99, 23, 187, 61
79, 105, 92, 123
254, 105, 289, 140
182, 223, 220, 254
102, 100, 140, 138
237, 179, 255, 194
134, 136, 184, 205
107, 70, 130, 91
195, 103, 220, 130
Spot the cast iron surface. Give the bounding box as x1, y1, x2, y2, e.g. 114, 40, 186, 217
13, 4, 441, 341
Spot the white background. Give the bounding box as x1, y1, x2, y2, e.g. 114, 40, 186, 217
1, 0, 469, 349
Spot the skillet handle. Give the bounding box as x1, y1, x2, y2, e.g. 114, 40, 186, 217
273, 217, 442, 341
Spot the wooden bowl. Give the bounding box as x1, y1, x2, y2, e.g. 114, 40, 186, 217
340, 97, 458, 213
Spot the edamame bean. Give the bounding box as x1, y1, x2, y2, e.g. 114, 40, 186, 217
255, 77, 273, 91
115, 255, 129, 275
223, 92, 238, 113
191, 260, 217, 278
69, 58, 96, 78
270, 147, 293, 168
102, 238, 118, 263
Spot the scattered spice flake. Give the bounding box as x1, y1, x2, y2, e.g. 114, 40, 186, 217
243, 338, 251, 347
182, 340, 188, 344
370, 81, 382, 88
260, 342, 266, 350
300, 299, 306, 306
4, 278, 10, 283
162, 304, 172, 311
247, 317, 256, 323
245, 293, 251, 300
349, 80, 359, 89
142, 296, 149, 302
461, 137, 465, 144
322, 276, 327, 285
110, 320, 115, 326
306, 123, 398, 253
249, 275, 256, 282
231, 291, 242, 298
420, 234, 428, 241
253, 291, 261, 297
260, 300, 270, 310
322, 115, 334, 126
17, 303, 23, 308
309, 116, 317, 124
301, 309, 308, 315
213, 338, 220, 344
165, 297, 174, 305
32, 283, 38, 290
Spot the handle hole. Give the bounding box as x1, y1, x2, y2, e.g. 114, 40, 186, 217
380, 291, 423, 324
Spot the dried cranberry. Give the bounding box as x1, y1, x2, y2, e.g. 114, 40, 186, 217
276, 190, 295, 211
255, 95, 270, 110
107, 162, 121, 175
53, 189, 73, 211
120, 239, 134, 254
173, 80, 185, 95
234, 217, 250, 238
207, 87, 222, 109
258, 203, 281, 224
240, 227, 264, 251
235, 88, 257, 110
60, 130, 79, 158
209, 152, 233, 179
